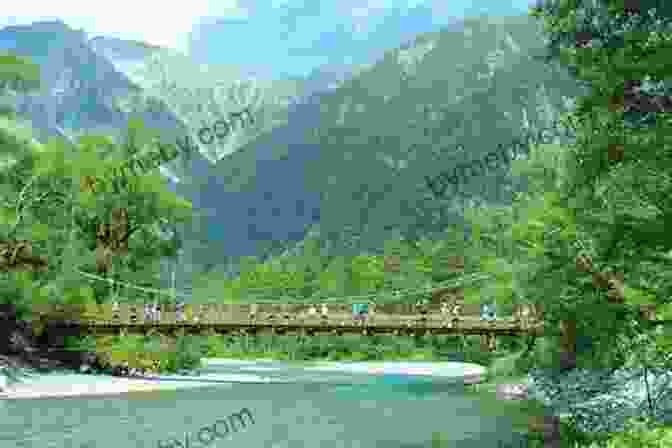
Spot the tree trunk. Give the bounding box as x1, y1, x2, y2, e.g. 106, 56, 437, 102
559, 318, 577, 370
110, 208, 129, 254
95, 223, 113, 276
95, 207, 129, 276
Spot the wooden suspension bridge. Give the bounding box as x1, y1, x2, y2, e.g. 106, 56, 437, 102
31, 302, 545, 352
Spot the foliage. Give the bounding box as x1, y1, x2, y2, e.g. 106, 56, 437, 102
90, 333, 204, 373
0, 51, 201, 380
518, 2, 672, 440
604, 417, 672, 448
21, 117, 192, 302
0, 51, 41, 113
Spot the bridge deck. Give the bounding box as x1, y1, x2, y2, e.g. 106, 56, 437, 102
30, 304, 544, 336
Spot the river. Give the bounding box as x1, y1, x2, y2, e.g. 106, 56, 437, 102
0, 360, 532, 448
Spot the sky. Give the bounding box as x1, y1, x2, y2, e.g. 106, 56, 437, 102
0, 0, 539, 55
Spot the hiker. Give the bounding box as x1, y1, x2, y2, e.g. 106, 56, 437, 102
320, 304, 328, 319
440, 301, 450, 316
111, 300, 120, 320
128, 304, 138, 324
452, 303, 462, 320
482, 302, 497, 321
352, 303, 369, 323
352, 303, 362, 322
415, 299, 429, 316
176, 299, 185, 322
153, 300, 161, 322
519, 304, 532, 329
144, 302, 153, 322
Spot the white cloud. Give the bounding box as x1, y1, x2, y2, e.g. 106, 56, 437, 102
0, 0, 249, 53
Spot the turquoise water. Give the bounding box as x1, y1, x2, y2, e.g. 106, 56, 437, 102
0, 361, 527, 448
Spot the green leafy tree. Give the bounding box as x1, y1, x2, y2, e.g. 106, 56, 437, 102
530, 0, 672, 358
0, 53, 74, 316
1, 67, 193, 305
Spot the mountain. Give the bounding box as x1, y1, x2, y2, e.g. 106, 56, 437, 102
188, 3, 466, 79
0, 21, 215, 290
108, 48, 309, 166
296, 63, 368, 96
0, 20, 342, 288
0, 20, 194, 179
180, 14, 588, 265
0, 15, 589, 290
88, 35, 164, 62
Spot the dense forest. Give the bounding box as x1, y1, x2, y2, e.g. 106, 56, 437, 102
1, 0, 672, 446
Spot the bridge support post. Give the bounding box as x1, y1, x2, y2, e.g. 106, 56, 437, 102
489, 334, 497, 352
480, 334, 489, 352
480, 334, 496, 352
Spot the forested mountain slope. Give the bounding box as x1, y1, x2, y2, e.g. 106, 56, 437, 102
181, 14, 588, 265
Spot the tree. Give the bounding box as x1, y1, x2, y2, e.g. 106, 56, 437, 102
0, 59, 96, 324
47, 125, 191, 302
0, 52, 193, 306
514, 0, 672, 435
530, 0, 672, 337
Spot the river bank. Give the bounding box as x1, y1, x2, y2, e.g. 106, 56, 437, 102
0, 359, 489, 400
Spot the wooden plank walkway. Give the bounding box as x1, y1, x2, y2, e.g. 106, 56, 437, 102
29, 303, 544, 336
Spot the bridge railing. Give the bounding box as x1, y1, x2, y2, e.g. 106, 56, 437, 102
29, 302, 547, 326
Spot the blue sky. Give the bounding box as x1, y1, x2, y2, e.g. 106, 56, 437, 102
1, 0, 538, 50
2, 0, 539, 76
191, 1, 539, 77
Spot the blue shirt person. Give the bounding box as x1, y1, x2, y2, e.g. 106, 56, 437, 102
481, 302, 497, 321
352, 303, 369, 322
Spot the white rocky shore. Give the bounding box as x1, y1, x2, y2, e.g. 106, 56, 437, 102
0, 367, 214, 400
0, 359, 488, 400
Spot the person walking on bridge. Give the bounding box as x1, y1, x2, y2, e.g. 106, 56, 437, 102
144, 301, 153, 322
111, 300, 120, 320
176, 299, 185, 322
440, 301, 450, 325
352, 303, 369, 324
440, 301, 449, 316
153, 299, 161, 322
481, 302, 497, 321
450, 302, 462, 328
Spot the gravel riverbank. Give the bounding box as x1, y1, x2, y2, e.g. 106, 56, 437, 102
0, 359, 489, 400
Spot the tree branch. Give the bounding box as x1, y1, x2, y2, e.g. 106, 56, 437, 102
118, 225, 142, 245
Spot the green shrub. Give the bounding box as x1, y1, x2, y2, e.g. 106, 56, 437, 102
604, 418, 672, 448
